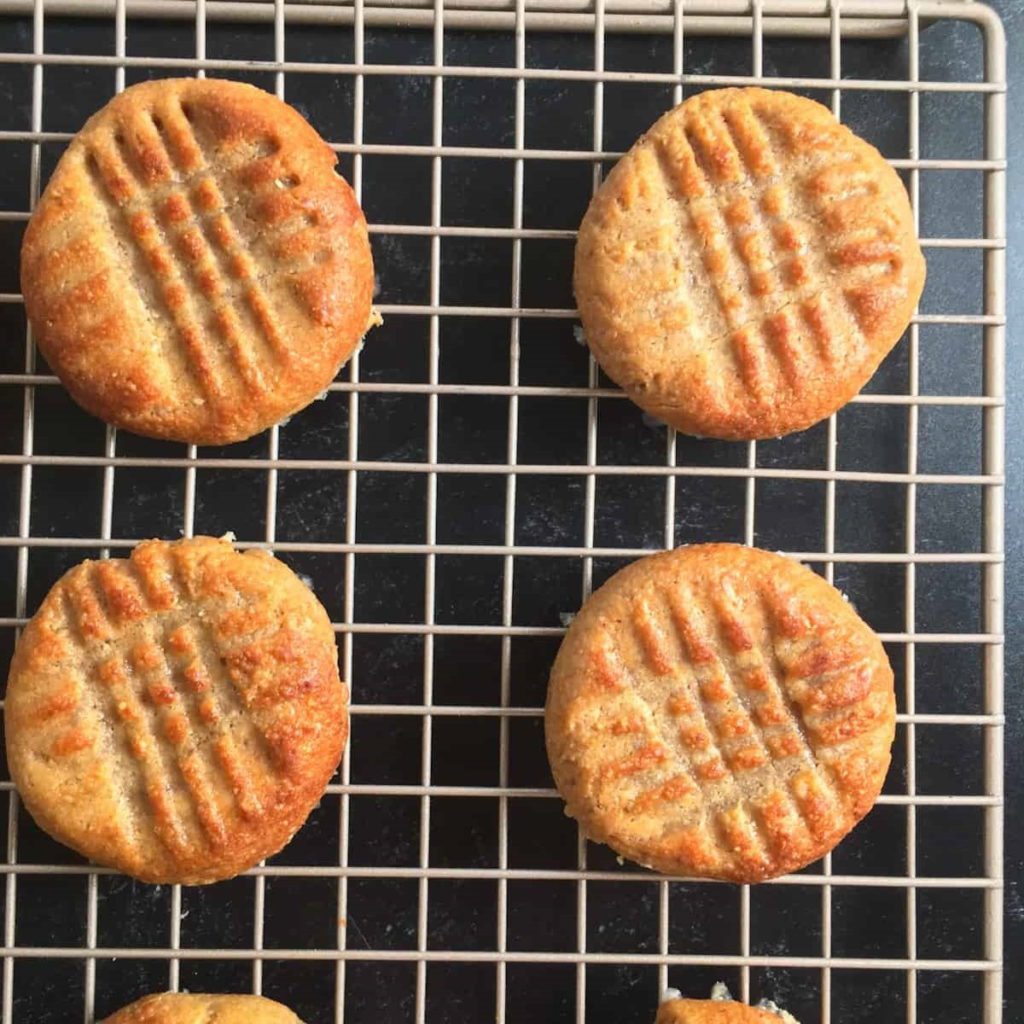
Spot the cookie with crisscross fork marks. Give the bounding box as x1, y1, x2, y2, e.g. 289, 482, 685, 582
656, 996, 799, 1024
21, 78, 377, 445
574, 88, 925, 440
103, 992, 303, 1024
5, 536, 347, 884
545, 544, 895, 882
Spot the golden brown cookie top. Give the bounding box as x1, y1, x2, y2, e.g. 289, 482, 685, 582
545, 544, 895, 882
656, 997, 796, 1024
102, 992, 303, 1023
574, 87, 925, 440
5, 536, 347, 885
21, 77, 377, 445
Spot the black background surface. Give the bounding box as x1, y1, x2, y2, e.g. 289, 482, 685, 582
0, 2, 1020, 1022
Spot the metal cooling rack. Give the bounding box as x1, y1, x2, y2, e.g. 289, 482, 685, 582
0, 1, 1006, 1022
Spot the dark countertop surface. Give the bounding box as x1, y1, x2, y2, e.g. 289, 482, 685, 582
990, 2, 1021, 1021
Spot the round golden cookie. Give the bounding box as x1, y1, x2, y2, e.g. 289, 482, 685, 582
21, 77, 377, 445
656, 997, 797, 1024
102, 992, 303, 1024
545, 543, 895, 882
5, 536, 347, 885
574, 87, 925, 440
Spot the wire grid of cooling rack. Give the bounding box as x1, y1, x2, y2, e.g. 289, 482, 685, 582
0, 0, 1007, 1021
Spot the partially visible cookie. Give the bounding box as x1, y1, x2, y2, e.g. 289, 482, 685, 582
102, 992, 303, 1023
21, 77, 377, 445
657, 997, 797, 1024
574, 87, 925, 439
5, 536, 347, 884
545, 543, 895, 882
